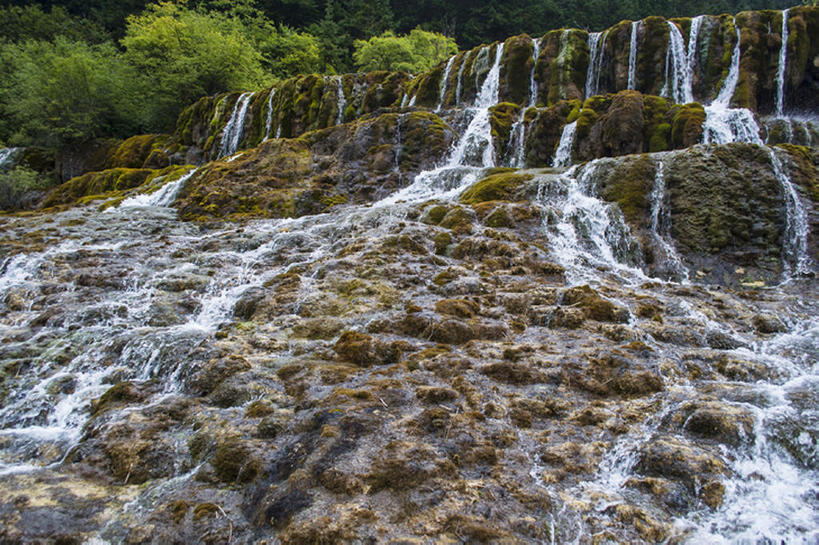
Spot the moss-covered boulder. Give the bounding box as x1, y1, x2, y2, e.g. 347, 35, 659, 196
459, 170, 534, 204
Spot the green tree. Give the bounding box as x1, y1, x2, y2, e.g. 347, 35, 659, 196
121, 1, 269, 131
2, 37, 138, 148
353, 28, 457, 73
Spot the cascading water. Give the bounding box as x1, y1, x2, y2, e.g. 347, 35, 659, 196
117, 169, 197, 209
336, 77, 347, 125
454, 52, 468, 107
262, 88, 277, 141
627, 22, 639, 90
0, 147, 18, 169
381, 43, 505, 204
435, 56, 456, 112
586, 31, 607, 97
769, 148, 812, 277
775, 8, 790, 118
703, 21, 763, 145
219, 92, 255, 158
536, 160, 645, 283
649, 157, 689, 281
552, 120, 577, 168
686, 15, 705, 96
663, 21, 694, 104
508, 37, 541, 167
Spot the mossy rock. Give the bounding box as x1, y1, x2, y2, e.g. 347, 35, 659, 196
42, 166, 180, 207
561, 285, 629, 323
459, 171, 534, 204
671, 103, 706, 148
597, 154, 656, 228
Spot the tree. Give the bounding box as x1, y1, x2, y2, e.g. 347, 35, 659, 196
353, 28, 457, 73
2, 37, 138, 148
121, 1, 269, 130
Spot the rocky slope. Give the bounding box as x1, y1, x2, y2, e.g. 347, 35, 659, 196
0, 5, 817, 545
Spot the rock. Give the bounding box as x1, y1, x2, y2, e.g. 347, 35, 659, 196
333, 331, 400, 366
561, 285, 629, 323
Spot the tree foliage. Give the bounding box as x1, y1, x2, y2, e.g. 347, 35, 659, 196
2, 37, 138, 147
353, 29, 457, 73
121, 1, 269, 130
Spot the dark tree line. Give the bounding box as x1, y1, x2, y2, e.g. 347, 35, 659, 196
1, 1, 804, 67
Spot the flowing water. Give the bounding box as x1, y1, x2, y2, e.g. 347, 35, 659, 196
262, 88, 277, 141
587, 31, 608, 97
508, 37, 542, 167
627, 22, 640, 91
0, 147, 19, 169
663, 21, 694, 104
383, 43, 505, 204
552, 120, 578, 168
776, 9, 790, 118
335, 76, 348, 125
219, 92, 255, 158
703, 21, 764, 145
769, 148, 812, 277
436, 56, 456, 112
649, 157, 689, 281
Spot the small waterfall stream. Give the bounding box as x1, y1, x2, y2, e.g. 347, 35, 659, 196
262, 88, 277, 141
552, 120, 577, 168
663, 21, 694, 104
435, 56, 456, 112
335, 77, 348, 125
627, 22, 639, 90
649, 157, 689, 281
586, 31, 608, 97
383, 43, 505, 204
219, 92, 255, 158
776, 9, 790, 118
703, 21, 764, 145
508, 37, 542, 167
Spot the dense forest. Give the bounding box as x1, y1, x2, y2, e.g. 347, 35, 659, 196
0, 0, 810, 151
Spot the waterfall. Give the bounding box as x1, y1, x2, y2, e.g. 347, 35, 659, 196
552, 121, 578, 168
262, 88, 277, 142
219, 92, 255, 158
380, 43, 505, 204
663, 21, 694, 104
586, 31, 608, 97
508, 37, 542, 167
537, 161, 645, 283
627, 23, 639, 90
529, 38, 541, 107
775, 9, 790, 118
713, 20, 741, 107
769, 149, 812, 277
436, 56, 456, 112
336, 77, 347, 125
649, 157, 689, 280
0, 147, 19, 170
117, 169, 197, 209
686, 16, 705, 96
455, 52, 468, 106
703, 21, 762, 145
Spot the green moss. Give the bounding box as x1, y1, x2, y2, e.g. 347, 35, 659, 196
600, 154, 656, 227
489, 102, 521, 156
502, 35, 535, 105
459, 171, 534, 204
671, 103, 706, 148
649, 123, 672, 152
433, 232, 452, 255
